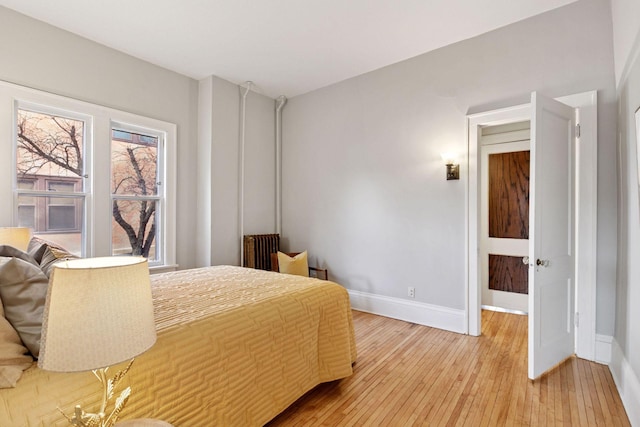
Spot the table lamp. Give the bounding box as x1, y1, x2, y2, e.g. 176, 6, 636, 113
38, 256, 157, 427
0, 227, 31, 251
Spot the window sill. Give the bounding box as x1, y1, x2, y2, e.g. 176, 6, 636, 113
150, 264, 179, 274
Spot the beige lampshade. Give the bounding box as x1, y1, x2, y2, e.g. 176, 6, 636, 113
38, 257, 157, 372
0, 227, 31, 251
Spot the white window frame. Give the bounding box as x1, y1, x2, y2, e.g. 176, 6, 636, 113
109, 121, 167, 266
0, 80, 176, 269
13, 100, 92, 257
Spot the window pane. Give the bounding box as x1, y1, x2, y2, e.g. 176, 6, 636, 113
16, 195, 83, 256
16, 109, 85, 185
48, 180, 77, 205
112, 129, 133, 141
48, 206, 76, 230
17, 179, 36, 205
48, 181, 75, 192
44, 194, 81, 232
17, 194, 82, 232
112, 199, 157, 260
17, 179, 35, 190
16, 107, 86, 258
111, 129, 158, 196
18, 205, 35, 229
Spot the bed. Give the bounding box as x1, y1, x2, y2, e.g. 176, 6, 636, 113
0, 265, 357, 426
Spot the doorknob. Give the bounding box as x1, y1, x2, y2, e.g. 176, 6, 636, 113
522, 256, 529, 265
536, 259, 549, 267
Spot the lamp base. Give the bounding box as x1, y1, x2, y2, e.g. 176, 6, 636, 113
60, 359, 135, 427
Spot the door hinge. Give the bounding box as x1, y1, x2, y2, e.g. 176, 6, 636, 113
575, 124, 581, 138
575, 312, 579, 327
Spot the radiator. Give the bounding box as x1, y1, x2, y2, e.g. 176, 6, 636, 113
243, 234, 280, 270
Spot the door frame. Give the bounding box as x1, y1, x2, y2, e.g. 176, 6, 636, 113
466, 91, 598, 362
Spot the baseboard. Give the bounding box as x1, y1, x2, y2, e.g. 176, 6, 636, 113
348, 290, 466, 334
610, 338, 640, 426
595, 334, 613, 364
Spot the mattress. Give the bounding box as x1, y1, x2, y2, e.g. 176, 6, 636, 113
0, 265, 357, 426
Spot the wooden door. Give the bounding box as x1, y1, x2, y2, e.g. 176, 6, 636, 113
481, 136, 530, 313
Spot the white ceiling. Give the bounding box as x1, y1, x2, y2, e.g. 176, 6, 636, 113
0, 0, 578, 98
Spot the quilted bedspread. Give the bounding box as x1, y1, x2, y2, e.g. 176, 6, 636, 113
0, 266, 357, 426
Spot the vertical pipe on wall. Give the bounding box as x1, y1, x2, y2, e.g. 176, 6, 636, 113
238, 81, 253, 266
275, 95, 287, 235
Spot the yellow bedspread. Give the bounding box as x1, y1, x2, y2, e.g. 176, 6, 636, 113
0, 266, 357, 426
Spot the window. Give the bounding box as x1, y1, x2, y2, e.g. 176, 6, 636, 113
5, 82, 176, 268
47, 180, 81, 231
15, 107, 87, 256
110, 126, 162, 263
17, 179, 36, 229
17, 177, 83, 233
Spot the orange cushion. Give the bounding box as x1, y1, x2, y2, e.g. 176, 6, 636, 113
277, 251, 309, 277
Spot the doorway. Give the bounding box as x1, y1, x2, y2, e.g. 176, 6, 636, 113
466, 91, 599, 365
480, 121, 530, 314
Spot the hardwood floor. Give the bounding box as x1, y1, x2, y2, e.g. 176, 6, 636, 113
268, 310, 630, 426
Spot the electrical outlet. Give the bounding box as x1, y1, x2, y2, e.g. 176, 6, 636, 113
408, 287, 415, 298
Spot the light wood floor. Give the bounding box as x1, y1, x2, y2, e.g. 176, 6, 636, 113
268, 310, 630, 426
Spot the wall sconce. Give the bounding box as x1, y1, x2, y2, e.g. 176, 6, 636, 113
441, 153, 459, 180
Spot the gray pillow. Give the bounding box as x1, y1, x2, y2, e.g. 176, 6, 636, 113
27, 237, 67, 265
0, 256, 48, 358
0, 301, 33, 388
0, 245, 38, 266
27, 238, 49, 264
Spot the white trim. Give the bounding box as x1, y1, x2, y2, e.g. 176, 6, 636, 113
480, 129, 530, 146
610, 339, 640, 426
595, 334, 613, 365
348, 290, 466, 334
196, 77, 213, 267
150, 263, 179, 274
481, 305, 527, 316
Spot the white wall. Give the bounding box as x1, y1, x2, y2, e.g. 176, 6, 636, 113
610, 0, 640, 85
197, 76, 276, 267
0, 6, 199, 269
0, 6, 277, 270
196, 77, 214, 267
611, 0, 640, 423
244, 90, 277, 235
283, 0, 618, 333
